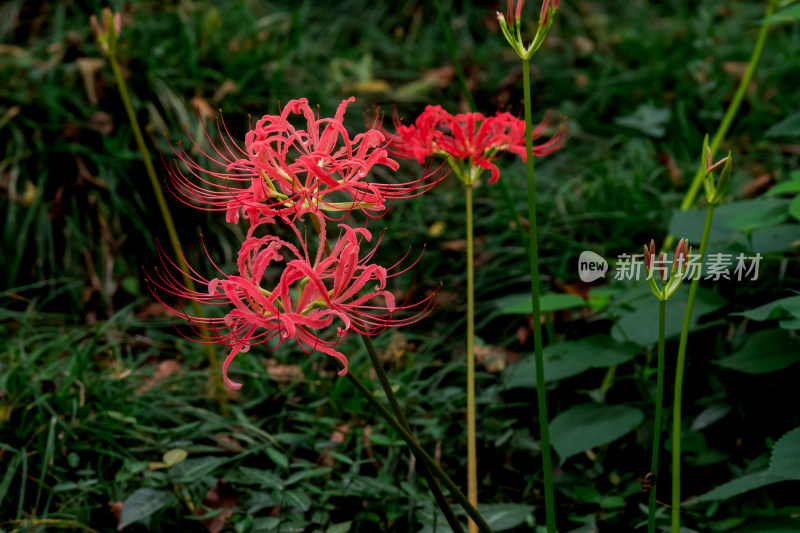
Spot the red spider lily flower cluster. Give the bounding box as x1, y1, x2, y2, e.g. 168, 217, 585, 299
151, 97, 437, 390
385, 106, 566, 183
166, 97, 443, 225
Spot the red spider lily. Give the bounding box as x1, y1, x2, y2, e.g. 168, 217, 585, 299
146, 220, 436, 390
164, 97, 444, 225
385, 106, 566, 183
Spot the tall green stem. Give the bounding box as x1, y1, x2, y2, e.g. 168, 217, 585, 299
671, 205, 715, 532
647, 300, 666, 533
465, 185, 478, 533
432, 0, 529, 254
107, 54, 224, 396
664, 0, 776, 250
345, 371, 493, 533
360, 336, 465, 533
522, 58, 556, 533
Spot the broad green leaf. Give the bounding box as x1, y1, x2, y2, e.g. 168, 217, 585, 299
765, 111, 800, 136
612, 285, 725, 346
168, 456, 226, 484
750, 225, 800, 255
692, 471, 788, 503
728, 203, 788, 232
767, 426, 800, 479
763, 5, 800, 24
550, 403, 644, 461
766, 178, 800, 196
789, 195, 800, 222
504, 335, 638, 389
481, 503, 535, 531
326, 522, 353, 533
716, 330, 800, 374
495, 292, 585, 315
118, 488, 175, 530
734, 295, 800, 321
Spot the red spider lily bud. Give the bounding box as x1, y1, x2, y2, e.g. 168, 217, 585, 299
540, 0, 552, 27
672, 238, 688, 272
659, 252, 667, 281
516, 0, 526, 23
90, 8, 121, 56
507, 0, 515, 25
643, 239, 655, 271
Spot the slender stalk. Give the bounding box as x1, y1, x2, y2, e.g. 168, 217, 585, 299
664, 0, 776, 250
360, 336, 465, 533
107, 54, 224, 397
465, 185, 478, 533
315, 215, 464, 532
647, 299, 666, 533
671, 205, 715, 532
345, 371, 493, 533
432, 0, 529, 254
522, 58, 556, 533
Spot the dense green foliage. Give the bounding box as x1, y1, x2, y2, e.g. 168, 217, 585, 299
1, 0, 799, 532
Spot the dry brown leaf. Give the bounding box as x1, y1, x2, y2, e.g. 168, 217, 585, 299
108, 501, 123, 525
75, 57, 105, 105
264, 359, 304, 382
88, 111, 114, 135
743, 173, 774, 197
201, 481, 236, 533
136, 359, 183, 395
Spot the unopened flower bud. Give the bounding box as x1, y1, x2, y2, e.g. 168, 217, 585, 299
659, 252, 667, 281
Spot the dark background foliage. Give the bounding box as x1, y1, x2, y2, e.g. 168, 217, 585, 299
1, 0, 799, 532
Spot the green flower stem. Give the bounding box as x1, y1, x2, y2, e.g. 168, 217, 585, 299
664, 0, 776, 250
465, 184, 479, 533
647, 299, 666, 533
671, 205, 715, 532
522, 58, 556, 533
107, 53, 225, 397
360, 335, 465, 533
345, 371, 493, 533
432, 0, 529, 255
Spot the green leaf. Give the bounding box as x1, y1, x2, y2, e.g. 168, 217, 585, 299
733, 295, 800, 322
728, 203, 789, 232
763, 5, 800, 24
716, 330, 800, 374
283, 488, 311, 511
481, 503, 535, 531
614, 104, 670, 137
504, 335, 639, 389
766, 178, 800, 196
789, 195, 800, 222
693, 471, 789, 503
266, 447, 290, 469
118, 488, 175, 530
284, 467, 332, 486
750, 225, 800, 255
326, 522, 353, 533
612, 285, 725, 346
767, 427, 800, 479
550, 403, 644, 461
765, 112, 800, 137
168, 456, 226, 484
238, 467, 283, 490
495, 293, 585, 315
